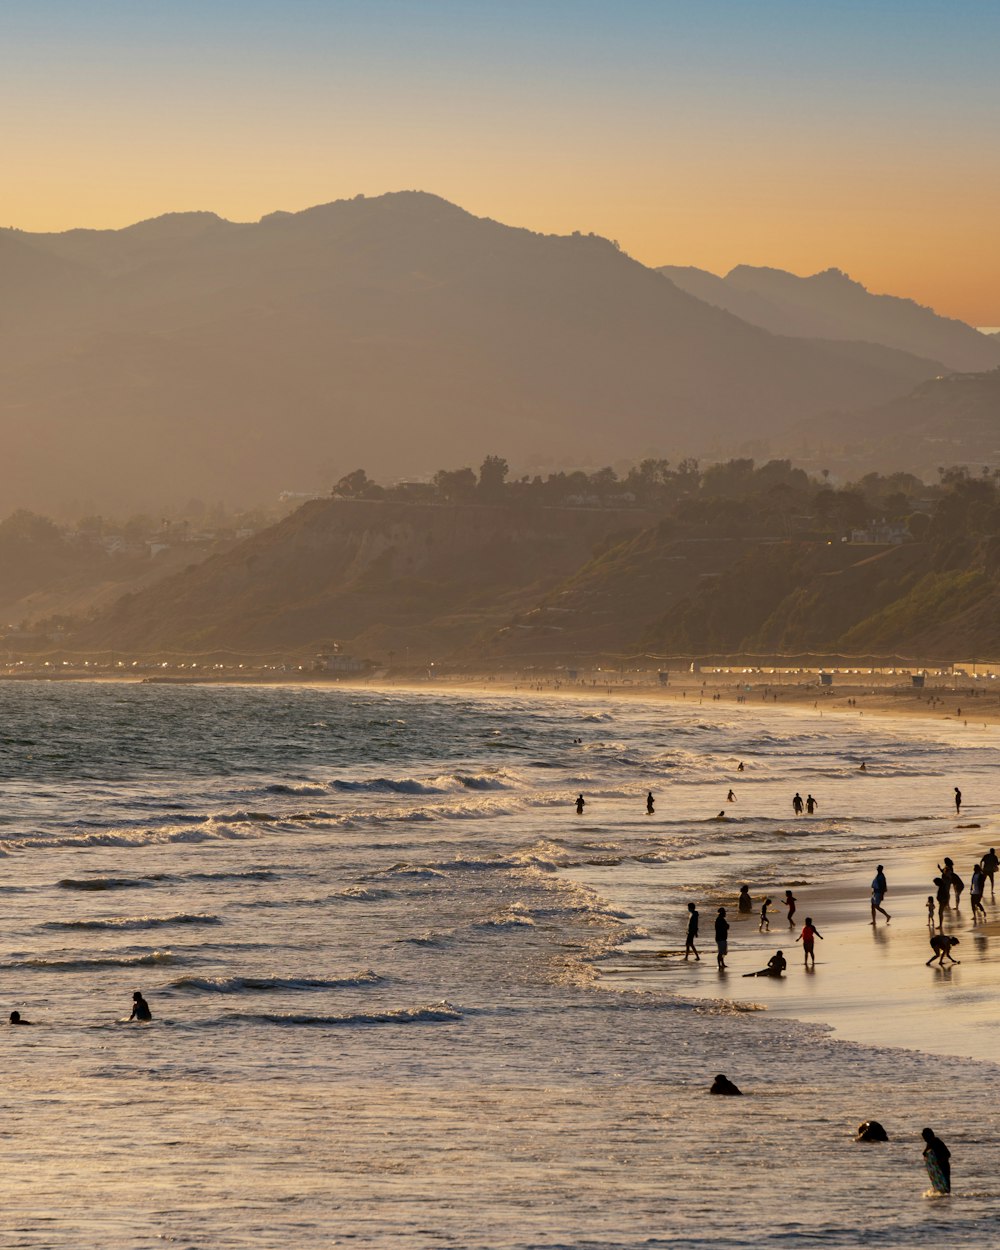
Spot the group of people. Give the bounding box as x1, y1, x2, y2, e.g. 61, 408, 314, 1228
8, 991, 151, 1026
683, 896, 823, 971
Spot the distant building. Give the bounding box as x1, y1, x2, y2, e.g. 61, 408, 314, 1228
314, 652, 367, 674
849, 521, 909, 545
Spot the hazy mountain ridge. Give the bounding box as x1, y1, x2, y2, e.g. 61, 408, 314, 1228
658, 263, 1000, 373
0, 192, 942, 513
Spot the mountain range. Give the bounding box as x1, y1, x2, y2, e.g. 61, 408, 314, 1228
0, 192, 965, 514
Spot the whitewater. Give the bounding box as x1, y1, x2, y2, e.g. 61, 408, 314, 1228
1, 680, 998, 1248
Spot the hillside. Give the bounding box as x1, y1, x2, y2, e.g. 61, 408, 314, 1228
68, 498, 655, 659
0, 192, 942, 514
658, 264, 1000, 374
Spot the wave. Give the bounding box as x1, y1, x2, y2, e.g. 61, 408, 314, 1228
169, 971, 381, 994
333, 777, 445, 795
43, 913, 221, 931
264, 783, 327, 796
228, 1002, 462, 1027
57, 876, 152, 891
333, 885, 391, 902
4, 950, 178, 971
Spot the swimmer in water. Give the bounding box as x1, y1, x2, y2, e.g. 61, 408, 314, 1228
859, 761, 867, 772
710, 1074, 742, 1095
128, 991, 152, 1022
737, 762, 745, 772
8, 1010, 32, 1025
805, 794, 817, 815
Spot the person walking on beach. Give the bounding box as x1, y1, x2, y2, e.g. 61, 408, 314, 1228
792, 792, 804, 816
870, 864, 891, 925
805, 794, 818, 815
738, 884, 753, 914
715, 907, 730, 970
970, 863, 987, 921
926, 934, 960, 967
921, 1128, 952, 1194
646, 791, 655, 815
575, 794, 585, 815
684, 902, 700, 961
950, 869, 964, 909
982, 847, 999, 897
796, 917, 823, 967
782, 889, 797, 927
759, 897, 772, 932
954, 787, 962, 815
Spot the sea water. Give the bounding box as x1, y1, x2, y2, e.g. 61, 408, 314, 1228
1, 681, 997, 1248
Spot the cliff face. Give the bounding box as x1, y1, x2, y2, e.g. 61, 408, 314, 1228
72, 499, 653, 658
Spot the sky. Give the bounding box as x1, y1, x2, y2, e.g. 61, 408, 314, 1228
2, 0, 998, 322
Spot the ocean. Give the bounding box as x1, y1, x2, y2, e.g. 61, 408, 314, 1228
2, 680, 998, 1248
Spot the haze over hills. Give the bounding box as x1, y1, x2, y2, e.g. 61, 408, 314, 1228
1, 192, 945, 515
658, 263, 1000, 374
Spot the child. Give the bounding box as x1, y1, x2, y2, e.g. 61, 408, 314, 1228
926, 895, 936, 927
783, 889, 797, 927
759, 897, 772, 932
796, 916, 823, 967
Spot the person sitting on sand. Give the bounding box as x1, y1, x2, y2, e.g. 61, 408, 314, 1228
8, 1010, 32, 1025
796, 917, 823, 967
742, 950, 786, 978
855, 1120, 889, 1143
922, 1127, 951, 1193
738, 884, 753, 914
926, 934, 960, 967
759, 897, 772, 932
128, 990, 152, 1022
710, 1074, 742, 1095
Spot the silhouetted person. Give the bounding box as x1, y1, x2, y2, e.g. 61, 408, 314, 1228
970, 863, 987, 920
792, 792, 804, 816
859, 761, 866, 772
926, 934, 960, 967
934, 876, 951, 928
805, 794, 817, 814
743, 950, 786, 978
922, 1127, 951, 1193
129, 991, 152, 1022
737, 762, 745, 772
926, 896, 936, 927
715, 907, 729, 970
982, 847, 998, 896
8, 1010, 31, 1025
871, 864, 890, 925
646, 791, 654, 815
575, 794, 585, 815
782, 889, 797, 927
759, 897, 772, 932
954, 787, 962, 815
737, 884, 753, 914
710, 1074, 742, 1095
684, 901, 700, 961
727, 789, 736, 803
797, 917, 823, 967
855, 1120, 889, 1142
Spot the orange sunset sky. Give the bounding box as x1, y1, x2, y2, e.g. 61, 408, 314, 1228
3, 1, 998, 324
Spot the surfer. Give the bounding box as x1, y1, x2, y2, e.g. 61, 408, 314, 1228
714, 907, 729, 970
742, 950, 786, 978
805, 794, 817, 815
925, 934, 960, 967
709, 1074, 742, 1095
8, 1010, 32, 1025
737, 884, 753, 914
954, 787, 962, 815
737, 761, 745, 772
684, 901, 700, 961
575, 794, 585, 815
797, 917, 823, 967
870, 864, 890, 925
128, 990, 152, 1022
792, 792, 804, 816
859, 761, 866, 771
921, 1128, 951, 1193
646, 791, 655, 815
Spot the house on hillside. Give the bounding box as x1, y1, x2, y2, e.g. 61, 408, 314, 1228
849, 521, 909, 545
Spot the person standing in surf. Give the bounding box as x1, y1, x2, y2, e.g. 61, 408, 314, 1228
575, 794, 585, 815
806, 794, 818, 815
737, 884, 753, 914
954, 787, 962, 815
921, 1128, 951, 1193
870, 864, 890, 925
792, 792, 804, 816
714, 907, 729, 970
128, 991, 152, 1022
646, 791, 655, 815
684, 901, 700, 961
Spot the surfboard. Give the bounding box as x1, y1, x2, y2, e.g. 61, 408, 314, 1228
924, 1150, 950, 1194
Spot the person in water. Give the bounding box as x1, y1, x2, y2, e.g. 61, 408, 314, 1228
954, 787, 962, 815
129, 990, 152, 1022
684, 901, 700, 962
922, 1127, 951, 1193
709, 1074, 742, 1095
646, 791, 655, 815
870, 864, 891, 925
726, 789, 736, 803
8, 1010, 32, 1025
714, 907, 729, 970
792, 792, 804, 816
736, 762, 745, 772
782, 889, 797, 927
805, 794, 817, 815
742, 950, 786, 978
797, 917, 823, 967
737, 884, 753, 914
855, 1120, 889, 1143
859, 761, 867, 772
759, 897, 772, 932
575, 794, 585, 815
926, 934, 960, 967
